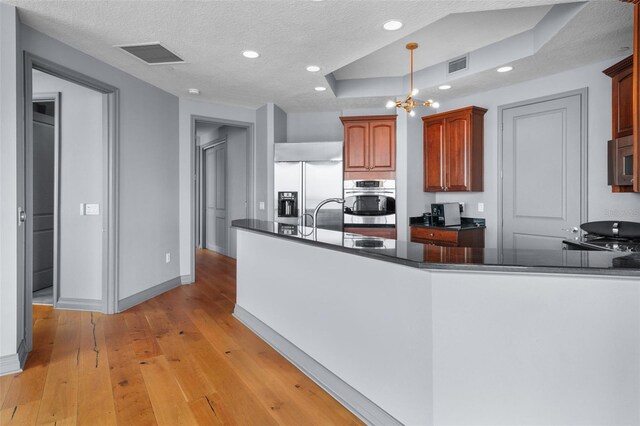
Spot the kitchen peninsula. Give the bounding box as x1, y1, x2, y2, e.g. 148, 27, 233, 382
232, 219, 639, 426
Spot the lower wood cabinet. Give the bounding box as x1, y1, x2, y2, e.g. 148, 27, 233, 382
410, 226, 484, 248
344, 227, 397, 240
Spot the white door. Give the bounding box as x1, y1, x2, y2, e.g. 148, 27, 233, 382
502, 92, 583, 250
205, 142, 227, 254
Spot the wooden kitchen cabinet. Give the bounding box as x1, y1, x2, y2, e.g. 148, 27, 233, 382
422, 106, 486, 192
341, 115, 396, 173
343, 227, 397, 240
410, 225, 485, 248
604, 55, 635, 192
604, 56, 633, 140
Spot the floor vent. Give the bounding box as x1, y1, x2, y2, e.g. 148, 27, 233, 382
448, 55, 469, 74
117, 43, 184, 65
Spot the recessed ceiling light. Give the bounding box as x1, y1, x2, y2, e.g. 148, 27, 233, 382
242, 50, 260, 59
188, 88, 200, 95
306, 65, 321, 72
314, 86, 327, 92
438, 84, 451, 90
383, 20, 403, 31
497, 66, 513, 73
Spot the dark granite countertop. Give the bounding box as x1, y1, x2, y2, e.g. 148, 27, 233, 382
409, 215, 486, 231
410, 223, 485, 231
232, 219, 640, 277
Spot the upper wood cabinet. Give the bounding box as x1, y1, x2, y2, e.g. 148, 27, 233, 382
604, 55, 633, 140
341, 115, 396, 172
422, 106, 487, 192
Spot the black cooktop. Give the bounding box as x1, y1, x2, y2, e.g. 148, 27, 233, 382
565, 235, 640, 252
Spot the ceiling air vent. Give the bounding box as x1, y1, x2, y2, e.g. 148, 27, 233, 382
447, 55, 468, 75
117, 43, 184, 65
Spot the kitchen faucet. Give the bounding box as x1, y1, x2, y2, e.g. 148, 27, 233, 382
312, 198, 345, 229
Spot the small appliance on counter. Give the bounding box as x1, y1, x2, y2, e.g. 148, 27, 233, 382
431, 203, 461, 227
563, 221, 640, 252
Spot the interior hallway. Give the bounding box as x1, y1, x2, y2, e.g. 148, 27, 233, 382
0, 249, 362, 425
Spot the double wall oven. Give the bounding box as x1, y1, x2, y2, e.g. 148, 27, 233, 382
343, 179, 396, 227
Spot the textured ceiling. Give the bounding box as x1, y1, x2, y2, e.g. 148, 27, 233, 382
333, 5, 553, 80
6, 0, 633, 112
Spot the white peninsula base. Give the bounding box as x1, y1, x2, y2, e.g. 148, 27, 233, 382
233, 228, 639, 425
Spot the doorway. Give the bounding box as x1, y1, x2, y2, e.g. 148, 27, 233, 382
22, 54, 120, 355
499, 89, 588, 250
194, 120, 250, 260
31, 96, 59, 306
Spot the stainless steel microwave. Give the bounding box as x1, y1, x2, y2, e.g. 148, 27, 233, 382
608, 136, 634, 186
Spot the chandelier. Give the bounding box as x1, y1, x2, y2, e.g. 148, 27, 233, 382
386, 43, 439, 117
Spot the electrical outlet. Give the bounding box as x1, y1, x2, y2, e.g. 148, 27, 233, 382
259, 201, 265, 210
459, 202, 464, 213
79, 203, 85, 215
478, 202, 485, 212
165, 253, 171, 263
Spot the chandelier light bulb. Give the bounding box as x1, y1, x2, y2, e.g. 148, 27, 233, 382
432, 101, 440, 108
385, 100, 396, 109
411, 88, 419, 97
409, 110, 416, 117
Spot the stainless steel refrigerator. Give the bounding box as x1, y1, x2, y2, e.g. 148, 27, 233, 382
274, 142, 343, 230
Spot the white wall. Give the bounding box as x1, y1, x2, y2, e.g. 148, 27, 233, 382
178, 98, 256, 279
424, 57, 640, 248
20, 25, 181, 302
32, 70, 104, 302
0, 2, 22, 366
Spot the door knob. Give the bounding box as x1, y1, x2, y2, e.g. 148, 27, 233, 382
18, 208, 26, 226
561, 227, 579, 233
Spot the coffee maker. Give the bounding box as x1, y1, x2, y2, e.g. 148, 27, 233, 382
277, 192, 298, 218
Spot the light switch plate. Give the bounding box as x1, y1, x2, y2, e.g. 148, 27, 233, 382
165, 253, 171, 263
79, 203, 85, 215
259, 201, 265, 210
85, 203, 100, 215
478, 202, 484, 212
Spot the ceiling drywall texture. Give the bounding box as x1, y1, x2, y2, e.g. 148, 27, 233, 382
7, 0, 632, 112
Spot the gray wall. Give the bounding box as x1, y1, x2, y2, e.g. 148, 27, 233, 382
287, 111, 343, 143
21, 25, 181, 301
255, 104, 269, 221
274, 104, 287, 144
32, 70, 104, 301
426, 57, 640, 248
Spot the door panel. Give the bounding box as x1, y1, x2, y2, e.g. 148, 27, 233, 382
32, 116, 55, 292
369, 121, 395, 171
204, 143, 227, 254
344, 122, 369, 171
424, 119, 445, 191
214, 144, 227, 252
304, 161, 343, 230
445, 116, 469, 191
502, 94, 582, 250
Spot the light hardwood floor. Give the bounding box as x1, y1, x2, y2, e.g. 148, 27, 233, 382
0, 249, 363, 425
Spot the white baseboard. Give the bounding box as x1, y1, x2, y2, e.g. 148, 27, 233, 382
233, 305, 402, 426
118, 276, 181, 312
56, 298, 103, 312
180, 274, 193, 284
0, 339, 28, 377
